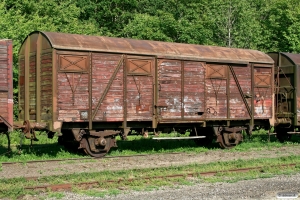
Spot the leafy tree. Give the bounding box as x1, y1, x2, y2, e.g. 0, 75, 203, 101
0, 0, 100, 118
76, 0, 139, 36
259, 0, 300, 52
123, 1, 213, 45
206, 0, 263, 49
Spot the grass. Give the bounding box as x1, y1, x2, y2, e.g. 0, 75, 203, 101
1, 155, 300, 199
45, 192, 65, 199
0, 129, 300, 163
1, 128, 299, 199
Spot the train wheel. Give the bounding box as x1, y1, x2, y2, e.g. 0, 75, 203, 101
82, 136, 112, 158
217, 132, 243, 149
275, 126, 292, 143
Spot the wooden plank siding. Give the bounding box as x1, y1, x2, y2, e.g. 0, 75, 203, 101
229, 66, 251, 119
40, 52, 53, 121
57, 70, 89, 121
18, 57, 25, 121
29, 54, 36, 120
183, 61, 205, 119
126, 56, 154, 121
0, 39, 13, 130
253, 67, 273, 118
158, 60, 182, 120
0, 45, 8, 101
92, 53, 124, 121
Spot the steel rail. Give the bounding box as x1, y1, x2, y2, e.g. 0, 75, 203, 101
23, 163, 297, 192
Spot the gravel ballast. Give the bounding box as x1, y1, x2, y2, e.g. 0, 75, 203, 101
40, 173, 300, 200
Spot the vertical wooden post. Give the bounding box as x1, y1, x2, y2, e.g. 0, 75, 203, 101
89, 52, 93, 130
52, 49, 57, 131
152, 57, 158, 128
226, 65, 230, 126
36, 33, 42, 122
24, 36, 30, 121
181, 61, 184, 120
7, 40, 13, 130
123, 55, 127, 129
251, 64, 254, 127
293, 63, 297, 126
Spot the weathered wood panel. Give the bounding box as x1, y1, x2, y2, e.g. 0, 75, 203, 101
298, 69, 300, 121
253, 67, 272, 118
158, 60, 182, 119
0, 44, 8, 100
126, 75, 153, 121
254, 87, 272, 118
126, 56, 154, 121
0, 92, 8, 119
0, 44, 9, 92
29, 54, 36, 120
57, 72, 89, 121
205, 66, 227, 119
229, 66, 251, 119
183, 61, 205, 119
19, 57, 25, 121
91, 53, 124, 121
40, 52, 53, 121
0, 40, 13, 129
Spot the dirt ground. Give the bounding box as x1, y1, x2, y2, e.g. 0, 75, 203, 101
1, 145, 300, 179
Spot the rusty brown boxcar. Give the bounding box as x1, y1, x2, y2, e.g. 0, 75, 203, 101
268, 52, 300, 141
18, 31, 275, 157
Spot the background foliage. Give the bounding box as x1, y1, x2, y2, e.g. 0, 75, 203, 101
1, 0, 300, 101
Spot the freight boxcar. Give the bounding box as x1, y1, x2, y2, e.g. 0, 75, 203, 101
18, 31, 275, 157
0, 39, 13, 150
268, 52, 300, 141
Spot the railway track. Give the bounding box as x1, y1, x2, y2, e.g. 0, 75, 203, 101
23, 163, 297, 192
1, 152, 183, 166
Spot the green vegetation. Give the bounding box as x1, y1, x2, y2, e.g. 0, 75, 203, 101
1, 155, 300, 199
1, 0, 300, 113
1, 129, 300, 162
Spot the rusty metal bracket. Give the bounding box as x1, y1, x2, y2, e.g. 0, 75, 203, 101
92, 55, 124, 120
89, 130, 120, 137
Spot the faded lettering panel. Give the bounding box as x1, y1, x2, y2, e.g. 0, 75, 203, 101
183, 61, 205, 119
254, 67, 272, 118
57, 71, 89, 121
229, 66, 251, 119
91, 53, 124, 121
205, 64, 227, 119
158, 60, 182, 120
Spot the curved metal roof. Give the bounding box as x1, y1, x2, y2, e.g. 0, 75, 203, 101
25, 31, 274, 64
268, 52, 300, 67
281, 52, 300, 66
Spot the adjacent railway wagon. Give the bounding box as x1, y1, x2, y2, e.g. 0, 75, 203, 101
269, 52, 300, 141
18, 31, 275, 157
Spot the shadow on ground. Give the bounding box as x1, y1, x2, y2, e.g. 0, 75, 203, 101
1, 131, 300, 160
